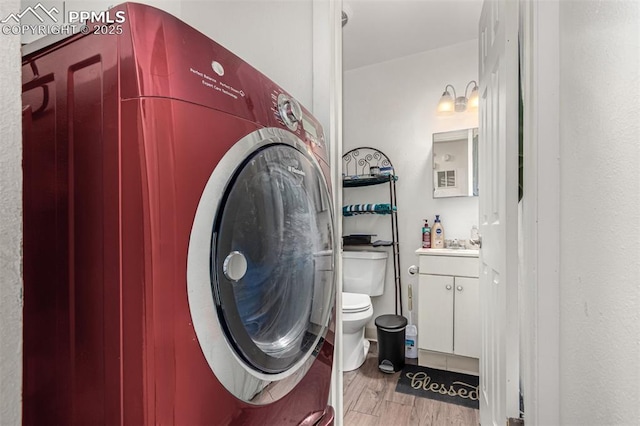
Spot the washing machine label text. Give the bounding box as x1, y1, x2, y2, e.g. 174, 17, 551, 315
287, 166, 306, 176
189, 67, 245, 100
220, 82, 245, 97
189, 67, 204, 77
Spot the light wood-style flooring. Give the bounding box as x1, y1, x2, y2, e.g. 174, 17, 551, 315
343, 342, 479, 426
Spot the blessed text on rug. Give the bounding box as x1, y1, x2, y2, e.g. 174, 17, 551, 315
395, 364, 479, 410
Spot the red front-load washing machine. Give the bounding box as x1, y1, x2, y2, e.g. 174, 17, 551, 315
21, 3, 336, 425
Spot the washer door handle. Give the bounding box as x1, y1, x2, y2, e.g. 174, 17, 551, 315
223, 251, 247, 281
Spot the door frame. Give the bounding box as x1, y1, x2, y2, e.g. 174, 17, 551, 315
312, 0, 343, 422
519, 0, 561, 424
0, 1, 22, 424
316, 0, 563, 423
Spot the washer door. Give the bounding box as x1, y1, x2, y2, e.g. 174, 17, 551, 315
187, 128, 335, 404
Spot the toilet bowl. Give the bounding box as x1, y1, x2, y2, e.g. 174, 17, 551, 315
342, 292, 374, 372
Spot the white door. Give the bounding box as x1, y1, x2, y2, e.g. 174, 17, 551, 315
478, 0, 519, 424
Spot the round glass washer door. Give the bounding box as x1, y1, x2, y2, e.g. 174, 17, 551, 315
187, 127, 335, 403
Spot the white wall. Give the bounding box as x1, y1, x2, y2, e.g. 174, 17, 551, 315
182, 0, 313, 107
559, 1, 640, 424
343, 40, 478, 331
0, 0, 22, 424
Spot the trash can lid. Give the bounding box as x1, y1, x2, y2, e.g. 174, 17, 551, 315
375, 314, 408, 331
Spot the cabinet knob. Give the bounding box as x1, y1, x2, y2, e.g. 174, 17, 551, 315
456, 285, 463, 291
446, 285, 452, 290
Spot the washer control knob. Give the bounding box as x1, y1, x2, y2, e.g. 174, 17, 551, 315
282, 100, 302, 122
277, 93, 301, 131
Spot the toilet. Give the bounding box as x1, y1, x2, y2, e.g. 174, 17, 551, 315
342, 250, 388, 371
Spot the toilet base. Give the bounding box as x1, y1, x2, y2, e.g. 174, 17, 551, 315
343, 337, 370, 372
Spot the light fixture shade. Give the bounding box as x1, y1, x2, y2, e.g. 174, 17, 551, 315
437, 82, 478, 115
467, 85, 479, 111
437, 90, 455, 114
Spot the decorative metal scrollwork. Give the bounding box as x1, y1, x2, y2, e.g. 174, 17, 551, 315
342, 147, 393, 177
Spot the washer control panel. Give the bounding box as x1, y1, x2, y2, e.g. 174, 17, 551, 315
277, 93, 302, 131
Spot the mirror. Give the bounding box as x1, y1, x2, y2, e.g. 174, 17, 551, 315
432, 128, 478, 198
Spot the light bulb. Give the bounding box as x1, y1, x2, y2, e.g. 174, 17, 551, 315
437, 90, 454, 114
467, 86, 479, 111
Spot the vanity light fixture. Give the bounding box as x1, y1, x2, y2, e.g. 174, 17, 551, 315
437, 80, 479, 114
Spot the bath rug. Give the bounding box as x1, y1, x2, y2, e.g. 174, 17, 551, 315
395, 364, 479, 410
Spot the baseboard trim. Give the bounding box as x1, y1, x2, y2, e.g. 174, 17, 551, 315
418, 349, 479, 375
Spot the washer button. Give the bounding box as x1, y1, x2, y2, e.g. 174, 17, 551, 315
223, 251, 247, 281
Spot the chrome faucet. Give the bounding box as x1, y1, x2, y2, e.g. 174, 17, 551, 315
446, 238, 463, 249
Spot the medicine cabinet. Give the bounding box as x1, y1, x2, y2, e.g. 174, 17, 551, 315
432, 128, 478, 198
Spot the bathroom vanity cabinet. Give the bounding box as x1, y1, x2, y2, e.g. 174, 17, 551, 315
415, 248, 479, 374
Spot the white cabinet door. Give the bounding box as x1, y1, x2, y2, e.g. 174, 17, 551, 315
418, 274, 454, 353
453, 277, 480, 359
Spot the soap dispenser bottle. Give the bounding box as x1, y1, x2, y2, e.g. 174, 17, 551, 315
431, 215, 445, 248
470, 225, 479, 247
422, 220, 431, 248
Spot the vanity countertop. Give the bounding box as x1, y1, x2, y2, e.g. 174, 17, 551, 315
415, 248, 479, 258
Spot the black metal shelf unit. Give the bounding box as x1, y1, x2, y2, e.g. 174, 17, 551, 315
341, 147, 402, 316
342, 174, 395, 187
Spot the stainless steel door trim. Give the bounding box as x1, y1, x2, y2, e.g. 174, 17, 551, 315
186, 127, 335, 404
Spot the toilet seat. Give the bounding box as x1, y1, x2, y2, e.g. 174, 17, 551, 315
342, 292, 371, 313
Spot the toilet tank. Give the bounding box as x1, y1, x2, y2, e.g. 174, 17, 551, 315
342, 251, 388, 296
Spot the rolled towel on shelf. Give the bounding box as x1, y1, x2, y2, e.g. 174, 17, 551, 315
342, 203, 396, 216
